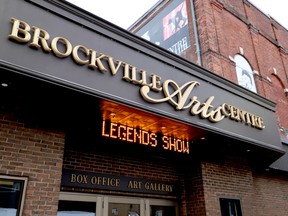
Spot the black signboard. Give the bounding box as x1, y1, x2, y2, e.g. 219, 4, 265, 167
61, 169, 179, 196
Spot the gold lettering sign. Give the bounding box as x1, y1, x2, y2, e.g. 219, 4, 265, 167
8, 18, 265, 130
62, 170, 178, 195
70, 173, 121, 187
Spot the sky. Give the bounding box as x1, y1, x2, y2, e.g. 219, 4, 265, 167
66, 0, 160, 29
66, 0, 288, 30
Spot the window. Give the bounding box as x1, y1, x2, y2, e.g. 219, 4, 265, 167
234, 54, 257, 93
220, 198, 242, 216
0, 175, 28, 216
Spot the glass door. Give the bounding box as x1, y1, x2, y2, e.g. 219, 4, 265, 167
106, 196, 143, 216
58, 192, 178, 216
108, 203, 140, 216
148, 199, 178, 216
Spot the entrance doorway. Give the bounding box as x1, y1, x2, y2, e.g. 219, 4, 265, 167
57, 192, 178, 216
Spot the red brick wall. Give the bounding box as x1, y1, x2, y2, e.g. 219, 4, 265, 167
201, 155, 253, 216
181, 161, 206, 216
200, 154, 288, 216
252, 170, 288, 216
0, 112, 65, 216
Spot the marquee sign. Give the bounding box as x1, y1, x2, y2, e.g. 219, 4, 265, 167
8, 18, 265, 130
102, 120, 190, 154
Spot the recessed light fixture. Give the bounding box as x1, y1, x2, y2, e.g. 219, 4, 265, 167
109, 113, 116, 118
1, 83, 8, 87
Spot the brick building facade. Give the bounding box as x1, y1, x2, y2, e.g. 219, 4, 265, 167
0, 0, 287, 216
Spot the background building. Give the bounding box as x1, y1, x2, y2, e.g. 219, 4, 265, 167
130, 1, 288, 214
